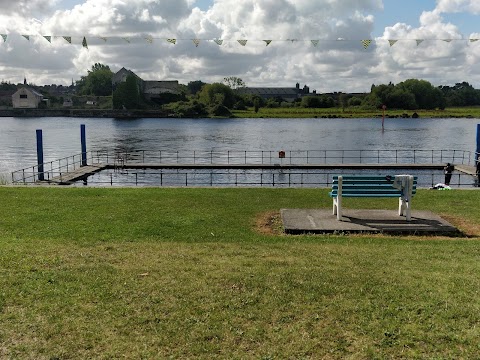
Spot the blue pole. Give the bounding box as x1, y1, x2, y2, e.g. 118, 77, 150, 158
81, 124, 87, 166
36, 129, 44, 181
477, 124, 480, 164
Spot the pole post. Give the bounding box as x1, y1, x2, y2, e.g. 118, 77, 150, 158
476, 124, 480, 164
81, 124, 87, 166
36, 129, 44, 181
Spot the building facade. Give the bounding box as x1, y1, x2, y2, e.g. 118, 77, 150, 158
12, 87, 44, 108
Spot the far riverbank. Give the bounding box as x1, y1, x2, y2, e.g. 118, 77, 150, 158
1, 106, 480, 119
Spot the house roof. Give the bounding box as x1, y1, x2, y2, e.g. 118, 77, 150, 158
237, 87, 300, 96
14, 86, 44, 97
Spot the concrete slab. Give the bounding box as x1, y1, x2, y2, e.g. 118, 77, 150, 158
281, 208, 460, 235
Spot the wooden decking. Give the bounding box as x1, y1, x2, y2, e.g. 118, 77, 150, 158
47, 164, 107, 185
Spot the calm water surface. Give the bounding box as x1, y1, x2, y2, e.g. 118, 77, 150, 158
0, 116, 478, 175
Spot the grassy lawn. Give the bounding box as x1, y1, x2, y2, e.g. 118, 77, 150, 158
232, 106, 480, 118
1, 187, 480, 358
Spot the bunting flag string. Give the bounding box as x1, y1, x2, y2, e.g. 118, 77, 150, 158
1, 33, 480, 48
361, 39, 372, 49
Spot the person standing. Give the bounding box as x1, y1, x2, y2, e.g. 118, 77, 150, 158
444, 163, 454, 185
476, 160, 480, 187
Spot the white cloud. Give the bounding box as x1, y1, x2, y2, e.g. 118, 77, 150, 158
0, 0, 480, 91
435, 0, 480, 14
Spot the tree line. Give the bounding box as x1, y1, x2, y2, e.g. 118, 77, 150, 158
16, 62, 480, 115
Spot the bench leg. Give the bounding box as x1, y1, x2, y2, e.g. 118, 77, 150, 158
399, 197, 412, 221
333, 196, 342, 220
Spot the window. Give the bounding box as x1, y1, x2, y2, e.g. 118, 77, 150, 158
20, 94, 28, 99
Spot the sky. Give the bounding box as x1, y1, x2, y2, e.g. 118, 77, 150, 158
1, 0, 480, 93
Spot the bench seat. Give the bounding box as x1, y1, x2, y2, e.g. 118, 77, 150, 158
329, 175, 417, 221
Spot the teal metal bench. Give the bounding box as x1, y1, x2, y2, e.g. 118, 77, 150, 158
329, 175, 418, 221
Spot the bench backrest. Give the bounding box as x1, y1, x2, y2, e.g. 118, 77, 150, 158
330, 175, 418, 197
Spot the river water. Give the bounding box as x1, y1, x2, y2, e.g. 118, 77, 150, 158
1, 116, 479, 186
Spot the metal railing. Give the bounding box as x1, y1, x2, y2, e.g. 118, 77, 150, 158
80, 169, 478, 188
94, 149, 473, 166
11, 149, 475, 184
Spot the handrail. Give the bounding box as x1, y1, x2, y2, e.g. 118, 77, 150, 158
11, 149, 474, 184
80, 170, 477, 188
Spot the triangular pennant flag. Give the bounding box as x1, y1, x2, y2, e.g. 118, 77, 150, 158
442, 39, 452, 43
469, 39, 479, 43
145, 36, 153, 44
99, 37, 108, 42
263, 40, 272, 46
311, 40, 319, 47
214, 39, 223, 45
43, 36, 51, 43
287, 39, 298, 43
1, 34, 7, 42
193, 39, 200, 47
122, 37, 130, 43
63, 36, 72, 44
361, 39, 372, 49
22, 35, 30, 41
167, 38, 176, 45
416, 39, 424, 46
82, 37, 88, 49
237, 39, 247, 46
388, 40, 397, 47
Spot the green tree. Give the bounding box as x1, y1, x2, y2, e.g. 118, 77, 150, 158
338, 93, 349, 111
187, 80, 207, 95
301, 95, 335, 108
397, 79, 444, 109
113, 74, 140, 109
198, 83, 236, 108
77, 63, 113, 96
223, 76, 246, 90
253, 98, 261, 113
386, 89, 417, 109
347, 97, 362, 107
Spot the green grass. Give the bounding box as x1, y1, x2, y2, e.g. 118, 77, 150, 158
1, 187, 480, 358
232, 106, 480, 118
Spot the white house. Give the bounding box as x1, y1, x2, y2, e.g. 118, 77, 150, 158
12, 87, 44, 108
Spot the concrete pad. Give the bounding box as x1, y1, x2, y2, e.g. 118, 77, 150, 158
281, 208, 460, 235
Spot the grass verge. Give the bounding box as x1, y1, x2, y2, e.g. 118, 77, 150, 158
232, 106, 480, 118
0, 187, 480, 358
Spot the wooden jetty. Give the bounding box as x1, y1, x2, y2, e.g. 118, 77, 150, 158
39, 162, 476, 186
47, 164, 107, 185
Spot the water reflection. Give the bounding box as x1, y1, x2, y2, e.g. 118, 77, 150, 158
1, 116, 478, 175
